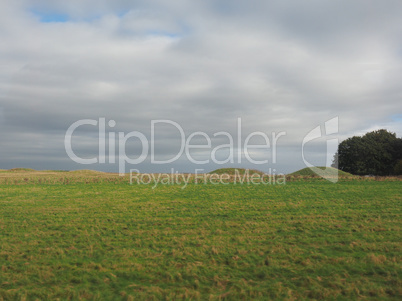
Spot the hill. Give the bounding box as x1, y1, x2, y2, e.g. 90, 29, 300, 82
289, 167, 354, 177
7, 168, 36, 172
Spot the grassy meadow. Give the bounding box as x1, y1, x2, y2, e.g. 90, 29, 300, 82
0, 169, 401, 300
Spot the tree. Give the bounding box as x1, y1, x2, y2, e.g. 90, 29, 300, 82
394, 159, 402, 175
332, 129, 402, 176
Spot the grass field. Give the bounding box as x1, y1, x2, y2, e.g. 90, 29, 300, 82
0, 170, 401, 300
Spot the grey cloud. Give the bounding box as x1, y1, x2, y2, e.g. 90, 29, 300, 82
0, 0, 401, 173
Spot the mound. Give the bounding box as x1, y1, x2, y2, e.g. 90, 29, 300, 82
289, 167, 354, 177
209, 168, 265, 175
8, 168, 36, 172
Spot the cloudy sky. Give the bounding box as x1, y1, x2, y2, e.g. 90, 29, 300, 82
1, 0, 401, 174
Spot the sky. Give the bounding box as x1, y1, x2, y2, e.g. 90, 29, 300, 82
0, 0, 401, 174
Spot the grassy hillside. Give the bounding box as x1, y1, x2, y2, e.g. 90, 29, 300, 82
7, 168, 36, 172
289, 167, 355, 177
0, 173, 400, 300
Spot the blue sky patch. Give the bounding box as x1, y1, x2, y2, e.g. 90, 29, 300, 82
391, 114, 402, 122
31, 9, 70, 23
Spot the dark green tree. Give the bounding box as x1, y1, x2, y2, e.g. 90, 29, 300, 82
394, 159, 402, 175
332, 129, 402, 176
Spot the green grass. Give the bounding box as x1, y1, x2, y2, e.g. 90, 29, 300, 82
0, 173, 401, 300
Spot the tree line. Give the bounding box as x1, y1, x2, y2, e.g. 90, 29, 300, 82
332, 129, 402, 176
